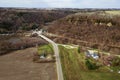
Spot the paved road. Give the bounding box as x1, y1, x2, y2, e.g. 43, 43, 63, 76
33, 31, 64, 80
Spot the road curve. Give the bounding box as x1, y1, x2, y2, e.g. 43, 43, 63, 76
34, 31, 64, 80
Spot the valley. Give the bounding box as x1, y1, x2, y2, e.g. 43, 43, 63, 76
0, 8, 120, 80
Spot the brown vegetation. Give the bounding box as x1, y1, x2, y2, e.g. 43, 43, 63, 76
0, 8, 75, 33
0, 36, 48, 55
0, 47, 57, 80
48, 12, 120, 54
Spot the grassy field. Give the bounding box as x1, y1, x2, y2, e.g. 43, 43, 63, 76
105, 10, 120, 15
59, 45, 120, 80
38, 44, 54, 55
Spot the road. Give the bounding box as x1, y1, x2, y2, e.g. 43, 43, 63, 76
33, 31, 64, 80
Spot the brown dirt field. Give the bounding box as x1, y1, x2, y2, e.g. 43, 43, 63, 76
0, 47, 57, 80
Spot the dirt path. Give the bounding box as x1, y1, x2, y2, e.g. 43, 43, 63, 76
0, 47, 57, 80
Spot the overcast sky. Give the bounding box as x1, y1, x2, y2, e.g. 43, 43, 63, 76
0, 0, 120, 8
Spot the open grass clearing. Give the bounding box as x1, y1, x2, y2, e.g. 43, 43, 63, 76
58, 44, 78, 49
59, 44, 120, 80
38, 44, 54, 55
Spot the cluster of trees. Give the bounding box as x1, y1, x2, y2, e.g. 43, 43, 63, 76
0, 8, 74, 33
0, 37, 48, 55
85, 59, 100, 70
48, 12, 120, 49
112, 56, 120, 67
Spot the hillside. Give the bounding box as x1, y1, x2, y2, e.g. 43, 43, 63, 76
0, 8, 75, 33
48, 11, 120, 54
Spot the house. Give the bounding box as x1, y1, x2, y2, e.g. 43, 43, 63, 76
40, 53, 46, 59
118, 71, 120, 74
85, 50, 99, 59
40, 55, 45, 59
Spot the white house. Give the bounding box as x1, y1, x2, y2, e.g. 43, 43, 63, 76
85, 50, 99, 59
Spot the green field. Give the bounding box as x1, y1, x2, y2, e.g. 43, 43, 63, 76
59, 45, 120, 80
38, 44, 54, 55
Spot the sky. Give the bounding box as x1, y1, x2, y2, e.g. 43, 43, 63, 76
0, 0, 120, 8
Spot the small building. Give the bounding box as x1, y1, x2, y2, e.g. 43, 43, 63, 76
40, 55, 45, 59
118, 71, 120, 74
85, 50, 99, 59
39, 53, 46, 59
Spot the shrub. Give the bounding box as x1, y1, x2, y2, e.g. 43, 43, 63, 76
112, 57, 120, 66
78, 46, 81, 53
85, 59, 99, 70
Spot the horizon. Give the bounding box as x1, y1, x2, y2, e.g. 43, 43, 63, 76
0, 0, 120, 9
0, 7, 120, 9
